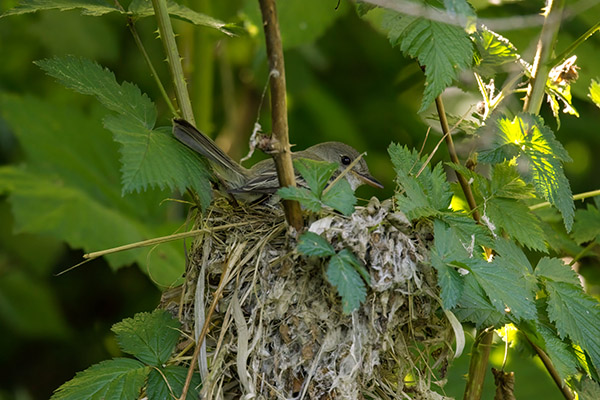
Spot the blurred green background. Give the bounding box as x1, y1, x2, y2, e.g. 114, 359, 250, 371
1, 0, 599, 399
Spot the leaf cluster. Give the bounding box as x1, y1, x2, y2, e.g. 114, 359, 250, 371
51, 310, 199, 400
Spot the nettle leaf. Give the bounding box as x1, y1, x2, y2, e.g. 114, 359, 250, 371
277, 186, 322, 212
472, 26, 519, 78
111, 310, 180, 366
572, 204, 600, 244
439, 213, 494, 249
337, 248, 371, 285
536, 322, 579, 381
297, 232, 335, 257
322, 179, 356, 216
535, 257, 581, 286
486, 198, 546, 251
1, 0, 119, 18
381, 7, 473, 111
51, 358, 149, 400
479, 113, 574, 231
36, 56, 156, 129
589, 78, 600, 108
454, 273, 505, 327
104, 115, 212, 206
327, 250, 368, 314
293, 158, 338, 195
389, 143, 453, 219
543, 280, 600, 375
490, 162, 535, 200
430, 220, 465, 309
147, 365, 201, 400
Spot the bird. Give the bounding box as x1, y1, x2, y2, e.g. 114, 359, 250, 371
172, 118, 382, 201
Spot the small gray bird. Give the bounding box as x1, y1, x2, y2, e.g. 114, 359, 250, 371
172, 119, 382, 200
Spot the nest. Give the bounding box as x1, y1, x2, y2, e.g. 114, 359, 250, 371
163, 197, 455, 399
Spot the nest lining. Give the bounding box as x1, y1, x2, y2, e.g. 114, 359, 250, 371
167, 197, 454, 399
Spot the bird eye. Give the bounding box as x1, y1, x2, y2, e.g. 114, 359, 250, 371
341, 155, 352, 166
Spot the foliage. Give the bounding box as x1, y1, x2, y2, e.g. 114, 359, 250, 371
51, 310, 200, 400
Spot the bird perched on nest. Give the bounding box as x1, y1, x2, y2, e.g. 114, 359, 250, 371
173, 118, 382, 201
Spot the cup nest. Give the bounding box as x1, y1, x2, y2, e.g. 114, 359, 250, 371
161, 197, 455, 399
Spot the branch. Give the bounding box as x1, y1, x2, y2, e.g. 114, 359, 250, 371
524, 335, 575, 400
151, 0, 196, 123
523, 0, 566, 114
258, 0, 303, 231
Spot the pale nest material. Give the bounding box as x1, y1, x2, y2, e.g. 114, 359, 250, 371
171, 197, 455, 400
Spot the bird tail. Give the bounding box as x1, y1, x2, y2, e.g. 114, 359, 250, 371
173, 118, 247, 187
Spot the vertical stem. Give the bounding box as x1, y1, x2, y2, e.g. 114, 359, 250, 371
258, 0, 303, 231
523, 0, 565, 114
464, 331, 494, 400
151, 0, 196, 124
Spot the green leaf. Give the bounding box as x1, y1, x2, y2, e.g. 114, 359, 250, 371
128, 0, 237, 36
51, 358, 149, 400
544, 280, 600, 374
147, 365, 201, 400
439, 213, 494, 249
535, 257, 581, 287
293, 158, 338, 195
479, 113, 574, 231
486, 197, 547, 251
337, 248, 370, 285
1, 0, 119, 18
277, 186, 322, 212
0, 94, 186, 287
327, 251, 367, 314
572, 204, 600, 244
490, 162, 535, 200
589, 78, 600, 108
322, 179, 357, 216
453, 273, 505, 327
381, 8, 473, 112
111, 310, 180, 366
472, 26, 519, 78
536, 322, 579, 381
389, 143, 453, 220
297, 232, 335, 257
36, 56, 156, 129
430, 220, 465, 309
104, 116, 212, 206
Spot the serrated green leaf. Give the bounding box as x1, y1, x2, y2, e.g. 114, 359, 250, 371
439, 213, 494, 249
337, 248, 370, 285
535, 257, 581, 286
1, 0, 119, 18
36, 56, 156, 129
327, 252, 367, 314
104, 116, 212, 207
128, 0, 237, 35
479, 113, 574, 231
490, 162, 535, 199
277, 186, 322, 212
0, 94, 186, 287
454, 273, 506, 327
572, 204, 600, 244
589, 79, 600, 108
430, 220, 465, 309
389, 143, 453, 220
51, 358, 149, 400
293, 158, 338, 195
381, 8, 473, 111
544, 280, 600, 374
486, 197, 547, 251
536, 322, 579, 381
472, 26, 519, 78
147, 365, 201, 400
112, 310, 180, 366
322, 179, 356, 216
297, 232, 335, 257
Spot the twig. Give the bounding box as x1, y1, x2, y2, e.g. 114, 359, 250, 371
550, 20, 600, 69
529, 189, 600, 210
464, 329, 494, 400
523, 0, 566, 114
258, 0, 303, 231
151, 0, 196, 123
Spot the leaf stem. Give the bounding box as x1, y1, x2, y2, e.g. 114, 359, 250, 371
550, 21, 600, 69
523, 0, 566, 114
529, 189, 600, 210
151, 0, 196, 123
258, 0, 303, 231
127, 17, 178, 117
463, 330, 494, 400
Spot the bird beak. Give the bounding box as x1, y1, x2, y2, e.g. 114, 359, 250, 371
356, 172, 384, 189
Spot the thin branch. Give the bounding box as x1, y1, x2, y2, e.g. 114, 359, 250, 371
523, 0, 566, 114
550, 20, 600, 68
258, 0, 303, 231
151, 0, 196, 123
529, 189, 600, 210
464, 330, 494, 400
